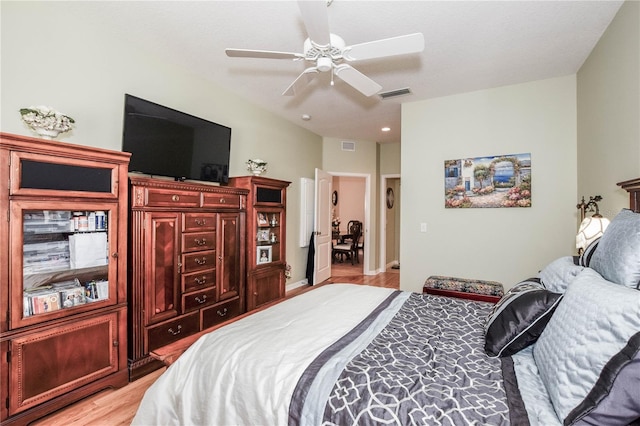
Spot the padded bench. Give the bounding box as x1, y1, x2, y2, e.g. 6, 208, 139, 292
423, 275, 504, 303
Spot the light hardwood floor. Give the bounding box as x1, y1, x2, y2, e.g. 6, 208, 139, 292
32, 264, 399, 425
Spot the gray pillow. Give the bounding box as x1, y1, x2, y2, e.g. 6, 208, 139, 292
537, 256, 584, 293
589, 209, 640, 289
533, 268, 640, 425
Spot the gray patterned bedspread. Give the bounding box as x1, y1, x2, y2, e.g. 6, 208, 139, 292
289, 292, 526, 426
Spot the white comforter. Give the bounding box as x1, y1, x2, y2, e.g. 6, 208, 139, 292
132, 284, 397, 425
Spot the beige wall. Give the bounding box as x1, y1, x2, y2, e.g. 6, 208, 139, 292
577, 0, 640, 220
1, 1, 323, 284
401, 76, 578, 292
379, 143, 401, 175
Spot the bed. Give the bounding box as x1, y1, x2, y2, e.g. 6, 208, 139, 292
133, 180, 640, 426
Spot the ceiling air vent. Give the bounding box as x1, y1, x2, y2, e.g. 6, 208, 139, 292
378, 87, 412, 100
341, 141, 356, 151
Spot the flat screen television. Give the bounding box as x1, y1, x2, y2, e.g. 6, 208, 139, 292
122, 94, 231, 184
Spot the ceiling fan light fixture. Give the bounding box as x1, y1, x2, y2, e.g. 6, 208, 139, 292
317, 57, 332, 72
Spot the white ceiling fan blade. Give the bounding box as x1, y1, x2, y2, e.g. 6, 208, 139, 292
283, 67, 319, 96
334, 64, 382, 97
226, 48, 302, 60
297, 0, 330, 47
343, 33, 425, 61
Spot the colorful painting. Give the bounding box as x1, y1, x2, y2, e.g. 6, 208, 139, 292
444, 153, 531, 208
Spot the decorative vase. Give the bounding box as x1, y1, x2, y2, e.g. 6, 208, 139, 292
34, 128, 61, 140
246, 159, 267, 176
20, 106, 74, 140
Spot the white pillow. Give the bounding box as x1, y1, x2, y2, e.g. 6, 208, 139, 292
533, 268, 640, 424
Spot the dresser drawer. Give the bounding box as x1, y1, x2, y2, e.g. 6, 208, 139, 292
182, 250, 216, 273
201, 298, 242, 330
146, 312, 199, 353
183, 287, 217, 313
182, 231, 216, 252
183, 213, 216, 231
202, 192, 241, 209
144, 187, 200, 207
182, 269, 216, 293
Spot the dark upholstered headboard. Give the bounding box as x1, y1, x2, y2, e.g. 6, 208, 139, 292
618, 178, 640, 212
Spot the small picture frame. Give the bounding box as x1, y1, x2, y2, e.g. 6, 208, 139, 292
257, 246, 272, 264
257, 229, 270, 242
257, 212, 269, 226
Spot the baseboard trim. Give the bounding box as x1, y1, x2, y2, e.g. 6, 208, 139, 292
286, 279, 308, 292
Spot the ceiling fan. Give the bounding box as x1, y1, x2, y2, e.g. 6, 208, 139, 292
225, 0, 425, 97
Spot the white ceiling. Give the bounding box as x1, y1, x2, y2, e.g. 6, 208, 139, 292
79, 1, 623, 144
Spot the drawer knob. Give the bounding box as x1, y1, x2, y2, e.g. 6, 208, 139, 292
195, 238, 207, 246
172, 195, 180, 201
194, 276, 206, 285
217, 308, 228, 317
168, 325, 182, 335
195, 218, 206, 226
195, 257, 207, 265
219, 198, 226, 203
195, 295, 207, 304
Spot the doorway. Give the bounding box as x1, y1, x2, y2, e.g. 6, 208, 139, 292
380, 174, 401, 272
329, 173, 369, 277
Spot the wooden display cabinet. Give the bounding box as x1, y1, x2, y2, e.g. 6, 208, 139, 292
228, 176, 290, 312
127, 177, 247, 380
0, 132, 130, 425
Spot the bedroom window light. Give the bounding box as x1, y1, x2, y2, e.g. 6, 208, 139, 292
576, 195, 610, 253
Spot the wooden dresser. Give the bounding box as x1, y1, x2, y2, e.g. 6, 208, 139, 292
127, 177, 248, 380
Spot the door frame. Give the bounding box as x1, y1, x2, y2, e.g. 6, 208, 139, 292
328, 171, 372, 275
379, 174, 400, 273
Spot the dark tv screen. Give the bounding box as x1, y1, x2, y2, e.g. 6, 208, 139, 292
122, 94, 231, 184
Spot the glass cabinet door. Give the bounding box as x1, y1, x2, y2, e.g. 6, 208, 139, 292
255, 209, 282, 267
10, 200, 118, 329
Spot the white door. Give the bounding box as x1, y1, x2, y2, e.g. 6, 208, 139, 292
313, 168, 332, 284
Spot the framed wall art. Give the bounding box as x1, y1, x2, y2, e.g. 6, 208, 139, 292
444, 152, 531, 208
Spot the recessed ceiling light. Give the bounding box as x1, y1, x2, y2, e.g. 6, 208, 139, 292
301, 114, 311, 121
381, 127, 391, 132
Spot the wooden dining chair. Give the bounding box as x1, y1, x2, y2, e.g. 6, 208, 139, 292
332, 221, 362, 264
